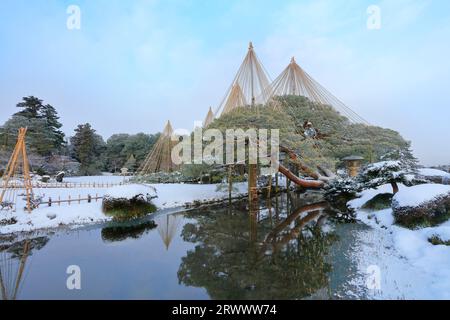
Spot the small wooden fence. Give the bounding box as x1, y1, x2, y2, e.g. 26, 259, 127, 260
39, 194, 104, 207
0, 181, 128, 189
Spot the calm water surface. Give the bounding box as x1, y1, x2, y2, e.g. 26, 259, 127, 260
0, 192, 371, 300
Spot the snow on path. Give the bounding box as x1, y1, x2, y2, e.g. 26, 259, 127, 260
349, 184, 450, 299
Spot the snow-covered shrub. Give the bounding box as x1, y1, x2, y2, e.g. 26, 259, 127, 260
325, 177, 362, 198
102, 185, 158, 220
445, 176, 450, 186
324, 177, 363, 212
101, 220, 157, 243
428, 235, 450, 246
392, 184, 450, 227
358, 149, 418, 194
361, 193, 393, 210
418, 168, 450, 185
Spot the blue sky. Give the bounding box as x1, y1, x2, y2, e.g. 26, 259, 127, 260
0, 0, 449, 165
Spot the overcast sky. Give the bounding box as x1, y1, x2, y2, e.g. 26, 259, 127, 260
0, 0, 449, 165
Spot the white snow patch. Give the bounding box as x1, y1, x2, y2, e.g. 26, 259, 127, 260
146, 182, 248, 209
419, 168, 450, 178
0, 180, 248, 234
104, 184, 156, 200
367, 161, 400, 171
64, 175, 129, 184
348, 184, 405, 210
349, 185, 450, 299
393, 184, 450, 208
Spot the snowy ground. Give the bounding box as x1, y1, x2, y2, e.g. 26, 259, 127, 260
64, 175, 130, 184
348, 184, 450, 299
0, 176, 248, 234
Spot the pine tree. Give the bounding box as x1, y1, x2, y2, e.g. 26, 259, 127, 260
358, 147, 418, 194
16, 96, 44, 119
1, 97, 66, 155
40, 104, 65, 150
70, 123, 106, 175
0, 115, 54, 155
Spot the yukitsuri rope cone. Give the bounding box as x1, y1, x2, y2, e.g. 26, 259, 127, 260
136, 121, 179, 175
216, 42, 272, 117
203, 106, 215, 128
156, 214, 181, 250
0, 240, 31, 300
0, 128, 35, 213
264, 57, 369, 124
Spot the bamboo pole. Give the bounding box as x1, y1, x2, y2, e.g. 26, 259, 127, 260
248, 163, 258, 203
228, 165, 233, 200
275, 173, 279, 193
21, 132, 32, 212
12, 240, 30, 300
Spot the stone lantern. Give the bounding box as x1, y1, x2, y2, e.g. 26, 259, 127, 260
342, 155, 364, 177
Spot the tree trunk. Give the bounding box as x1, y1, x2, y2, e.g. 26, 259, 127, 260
278, 163, 324, 189
279, 145, 320, 180
391, 181, 399, 194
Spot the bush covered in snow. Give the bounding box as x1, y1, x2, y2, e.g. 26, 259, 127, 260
102, 185, 158, 221
326, 149, 419, 203
101, 220, 157, 242
325, 177, 362, 197
418, 168, 450, 185
392, 184, 450, 227
358, 149, 418, 194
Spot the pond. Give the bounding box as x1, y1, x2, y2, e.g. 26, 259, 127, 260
0, 191, 374, 300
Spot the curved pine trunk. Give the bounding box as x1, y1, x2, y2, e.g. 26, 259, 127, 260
278, 163, 324, 189
391, 181, 399, 194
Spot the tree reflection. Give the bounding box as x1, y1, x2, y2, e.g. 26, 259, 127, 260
101, 220, 157, 243
0, 236, 49, 300
177, 197, 338, 299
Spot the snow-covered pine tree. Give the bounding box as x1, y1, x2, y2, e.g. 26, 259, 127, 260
358, 147, 418, 194
325, 176, 362, 198
40, 104, 66, 151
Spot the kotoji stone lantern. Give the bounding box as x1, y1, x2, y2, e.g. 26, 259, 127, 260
342, 155, 364, 177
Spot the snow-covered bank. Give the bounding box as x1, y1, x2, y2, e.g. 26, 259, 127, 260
349, 184, 450, 299
104, 184, 157, 200
419, 168, 450, 185
0, 181, 248, 235
148, 182, 247, 208
64, 175, 129, 184
393, 184, 450, 208
419, 168, 450, 179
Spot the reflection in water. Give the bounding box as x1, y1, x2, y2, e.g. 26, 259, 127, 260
156, 214, 182, 250
0, 237, 49, 300
0, 191, 357, 300
101, 221, 157, 243
178, 193, 338, 299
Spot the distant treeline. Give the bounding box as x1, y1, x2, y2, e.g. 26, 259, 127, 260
0, 96, 159, 175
